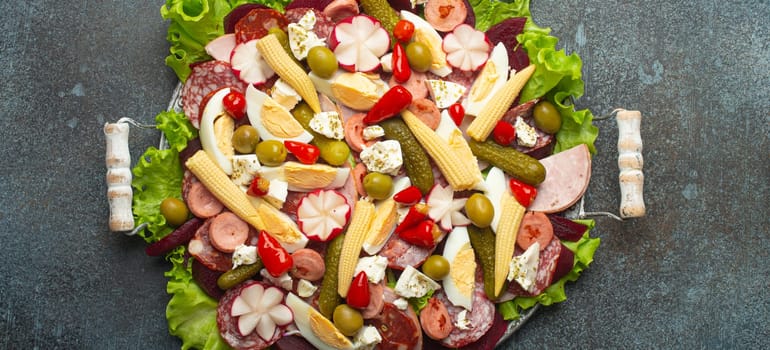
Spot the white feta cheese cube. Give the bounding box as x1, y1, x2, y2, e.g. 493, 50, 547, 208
360, 140, 403, 176
362, 125, 385, 141
297, 279, 318, 298
231, 154, 261, 186
454, 309, 473, 330
354, 255, 388, 284
393, 298, 409, 310
507, 242, 540, 293
261, 270, 294, 291
288, 23, 326, 60
231, 244, 257, 269
394, 265, 441, 299
297, 10, 317, 30
426, 79, 467, 108
515, 116, 538, 148
353, 326, 382, 350
263, 178, 289, 208
309, 111, 344, 140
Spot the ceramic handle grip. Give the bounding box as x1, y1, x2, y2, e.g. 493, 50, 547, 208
616, 109, 645, 218
104, 122, 135, 232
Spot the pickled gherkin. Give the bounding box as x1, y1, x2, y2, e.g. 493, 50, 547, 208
467, 225, 500, 299
380, 117, 434, 194
360, 0, 400, 34
318, 234, 345, 319
468, 139, 546, 186
292, 102, 351, 166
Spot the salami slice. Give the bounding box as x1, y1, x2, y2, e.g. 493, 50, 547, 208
370, 303, 423, 350
181, 61, 247, 128
217, 281, 282, 350
432, 277, 495, 348
499, 236, 563, 301
379, 235, 435, 270
285, 8, 335, 41
235, 8, 289, 44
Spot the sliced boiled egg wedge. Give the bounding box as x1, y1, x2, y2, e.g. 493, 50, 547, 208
442, 226, 476, 310
400, 10, 452, 77
199, 87, 235, 175
230, 282, 293, 341
248, 196, 308, 253
362, 176, 412, 255
259, 162, 351, 192
245, 85, 314, 144
285, 293, 354, 350
484, 166, 508, 232
464, 42, 510, 116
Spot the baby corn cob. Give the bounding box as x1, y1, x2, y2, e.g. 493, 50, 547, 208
257, 34, 321, 113
186, 150, 306, 250
402, 110, 478, 190
338, 199, 375, 297
494, 192, 526, 297
466, 64, 536, 141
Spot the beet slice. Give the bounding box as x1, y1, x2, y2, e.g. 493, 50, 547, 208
224, 3, 269, 34
485, 17, 530, 71
192, 258, 225, 299
462, 0, 475, 27
285, 0, 333, 11
551, 242, 575, 283
548, 214, 588, 242
273, 334, 317, 350
145, 217, 204, 256
387, 0, 414, 12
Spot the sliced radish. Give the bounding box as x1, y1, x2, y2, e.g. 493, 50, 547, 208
230, 39, 276, 85
230, 283, 294, 341
442, 24, 491, 71
297, 189, 351, 241
329, 15, 390, 72
206, 33, 237, 62
425, 184, 471, 231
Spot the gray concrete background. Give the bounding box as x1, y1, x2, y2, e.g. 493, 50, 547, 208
0, 0, 767, 349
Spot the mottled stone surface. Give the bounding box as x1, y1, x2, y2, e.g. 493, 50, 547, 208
0, 0, 767, 349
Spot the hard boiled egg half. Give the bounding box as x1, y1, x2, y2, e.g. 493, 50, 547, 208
245, 85, 313, 143
199, 87, 236, 175
442, 226, 476, 310
285, 293, 353, 350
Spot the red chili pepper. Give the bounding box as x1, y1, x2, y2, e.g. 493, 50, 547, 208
393, 186, 422, 206
399, 219, 437, 248
394, 203, 429, 234
363, 85, 412, 125
222, 90, 246, 119
509, 178, 538, 207
284, 140, 320, 165
392, 42, 411, 84
448, 103, 465, 126
493, 120, 517, 146
346, 271, 370, 308
246, 176, 270, 197
257, 230, 293, 277
393, 20, 415, 43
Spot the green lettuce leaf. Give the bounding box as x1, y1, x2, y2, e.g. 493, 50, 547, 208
165, 248, 232, 350
498, 220, 600, 321
408, 289, 435, 315
160, 0, 291, 82
157, 110, 198, 152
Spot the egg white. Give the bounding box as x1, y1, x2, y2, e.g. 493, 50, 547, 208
442, 226, 474, 310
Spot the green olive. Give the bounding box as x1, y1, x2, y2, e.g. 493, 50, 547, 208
291, 101, 314, 121
307, 46, 338, 79
422, 255, 450, 280
363, 172, 393, 200
532, 100, 562, 134
268, 27, 289, 47
319, 140, 350, 166
160, 197, 189, 227
465, 193, 494, 228
332, 304, 363, 337
232, 125, 259, 154
405, 41, 433, 73
255, 140, 287, 166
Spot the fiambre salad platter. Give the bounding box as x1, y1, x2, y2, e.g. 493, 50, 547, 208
104, 0, 645, 348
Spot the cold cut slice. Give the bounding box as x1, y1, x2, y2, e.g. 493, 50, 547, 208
370, 303, 423, 350
188, 218, 259, 272
379, 235, 434, 270
186, 181, 225, 219
361, 281, 385, 319
432, 270, 495, 348
290, 248, 326, 281
181, 60, 247, 128
285, 8, 335, 41
234, 9, 288, 44
208, 212, 250, 253
323, 0, 360, 22
419, 297, 454, 340
406, 98, 441, 130
531, 237, 563, 295
388, 71, 429, 101
528, 143, 591, 213
217, 281, 282, 350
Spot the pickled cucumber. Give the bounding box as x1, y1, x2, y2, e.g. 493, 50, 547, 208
467, 225, 500, 299
217, 259, 263, 290
360, 0, 399, 34
468, 139, 546, 186
318, 233, 345, 319
292, 102, 351, 166
380, 117, 434, 194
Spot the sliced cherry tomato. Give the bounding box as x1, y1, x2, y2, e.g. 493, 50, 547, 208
223, 90, 246, 119
493, 120, 516, 146
257, 230, 293, 277
509, 178, 537, 207
394, 203, 429, 234
393, 20, 415, 43
448, 103, 465, 126
284, 140, 320, 165
398, 219, 437, 248
364, 85, 413, 124
247, 176, 270, 197
346, 271, 371, 308
393, 186, 422, 206
392, 42, 411, 83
